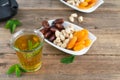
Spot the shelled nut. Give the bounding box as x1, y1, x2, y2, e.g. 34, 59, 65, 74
71, 13, 78, 18
78, 16, 83, 22
69, 16, 74, 22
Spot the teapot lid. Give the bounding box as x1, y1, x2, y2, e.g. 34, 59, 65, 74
0, 0, 18, 21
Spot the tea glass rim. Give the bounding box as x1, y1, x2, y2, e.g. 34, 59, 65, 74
10, 29, 44, 53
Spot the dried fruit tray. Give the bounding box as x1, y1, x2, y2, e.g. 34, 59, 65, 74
39, 20, 97, 55
60, 0, 104, 13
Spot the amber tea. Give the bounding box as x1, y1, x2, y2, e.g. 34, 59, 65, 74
10, 29, 44, 72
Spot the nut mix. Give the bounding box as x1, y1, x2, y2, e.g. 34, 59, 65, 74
40, 19, 91, 51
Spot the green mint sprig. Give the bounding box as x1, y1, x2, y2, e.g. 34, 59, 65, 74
5, 19, 21, 33
7, 64, 26, 77
61, 55, 75, 64
28, 40, 40, 50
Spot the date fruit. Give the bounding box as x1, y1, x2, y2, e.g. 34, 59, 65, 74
54, 18, 64, 24
49, 34, 56, 42
42, 20, 50, 28
50, 27, 58, 33
44, 31, 52, 38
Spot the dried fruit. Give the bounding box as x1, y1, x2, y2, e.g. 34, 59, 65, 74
74, 29, 88, 42
85, 39, 91, 47
42, 20, 50, 28
77, 0, 97, 9
44, 31, 52, 38
67, 36, 77, 49
73, 44, 85, 51
54, 18, 64, 24
55, 24, 64, 30
49, 34, 56, 42
50, 27, 58, 33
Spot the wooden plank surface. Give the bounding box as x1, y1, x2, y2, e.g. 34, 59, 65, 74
0, 10, 120, 55
0, 0, 120, 80
17, 0, 120, 11
0, 54, 120, 80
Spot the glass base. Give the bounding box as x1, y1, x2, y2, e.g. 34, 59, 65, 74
25, 65, 42, 72
20, 63, 42, 72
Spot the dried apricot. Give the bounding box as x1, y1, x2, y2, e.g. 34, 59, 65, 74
78, 0, 97, 9
67, 36, 77, 49
74, 29, 88, 42
75, 40, 85, 46
85, 39, 91, 47
85, 0, 91, 2
79, 2, 88, 7
73, 44, 85, 51
74, 30, 84, 38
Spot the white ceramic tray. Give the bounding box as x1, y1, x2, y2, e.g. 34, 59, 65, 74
42, 20, 97, 55
60, 0, 104, 13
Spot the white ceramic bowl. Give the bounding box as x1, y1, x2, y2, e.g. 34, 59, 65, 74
41, 20, 97, 55
60, 0, 104, 13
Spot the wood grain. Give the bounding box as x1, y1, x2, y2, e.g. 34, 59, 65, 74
17, 0, 120, 11
0, 54, 120, 80
0, 10, 120, 55
0, 0, 120, 80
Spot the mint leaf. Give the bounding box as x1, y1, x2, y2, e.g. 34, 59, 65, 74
28, 40, 33, 50
5, 20, 14, 29
13, 19, 21, 26
7, 64, 16, 75
61, 55, 75, 64
10, 24, 16, 33
15, 66, 21, 77
5, 19, 21, 33
7, 64, 26, 77
32, 42, 39, 49
28, 40, 40, 50
17, 64, 26, 72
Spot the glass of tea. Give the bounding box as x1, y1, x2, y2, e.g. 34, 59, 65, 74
10, 29, 44, 72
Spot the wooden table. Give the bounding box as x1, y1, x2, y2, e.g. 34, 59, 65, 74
0, 0, 120, 80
